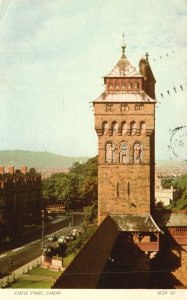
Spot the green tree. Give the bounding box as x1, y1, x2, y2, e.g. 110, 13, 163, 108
41, 156, 98, 209
162, 174, 187, 210
65, 202, 98, 255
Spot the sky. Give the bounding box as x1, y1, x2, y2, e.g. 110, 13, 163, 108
0, 0, 186, 160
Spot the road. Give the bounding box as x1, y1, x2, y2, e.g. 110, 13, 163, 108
0, 212, 83, 277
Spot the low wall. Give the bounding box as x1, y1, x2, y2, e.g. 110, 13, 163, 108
0, 256, 42, 288
52, 216, 119, 289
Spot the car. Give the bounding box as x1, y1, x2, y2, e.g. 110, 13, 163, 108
48, 234, 57, 242
71, 229, 78, 237
43, 245, 54, 256
65, 234, 74, 242
58, 235, 66, 244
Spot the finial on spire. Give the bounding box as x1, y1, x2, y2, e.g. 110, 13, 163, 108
145, 52, 149, 61
121, 33, 126, 57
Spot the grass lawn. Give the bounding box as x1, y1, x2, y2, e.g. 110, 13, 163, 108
7, 253, 76, 289
8, 279, 55, 289
8, 267, 62, 289
63, 253, 76, 267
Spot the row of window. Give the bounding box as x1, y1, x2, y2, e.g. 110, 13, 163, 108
107, 81, 140, 91
103, 121, 146, 136
106, 103, 144, 112
105, 141, 143, 164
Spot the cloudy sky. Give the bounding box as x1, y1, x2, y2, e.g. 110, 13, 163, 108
0, 0, 186, 160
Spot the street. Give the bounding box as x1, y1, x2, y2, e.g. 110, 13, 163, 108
0, 212, 83, 277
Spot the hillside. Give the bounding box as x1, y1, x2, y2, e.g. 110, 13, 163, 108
0, 150, 186, 171
0, 150, 89, 169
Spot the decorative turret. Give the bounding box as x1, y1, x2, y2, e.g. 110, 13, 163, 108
139, 53, 156, 99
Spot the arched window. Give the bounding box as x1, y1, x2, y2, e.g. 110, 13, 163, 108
102, 121, 109, 135
106, 142, 115, 163
133, 142, 143, 163
130, 121, 137, 135
121, 121, 128, 135
112, 121, 118, 135
119, 142, 129, 163
140, 121, 146, 134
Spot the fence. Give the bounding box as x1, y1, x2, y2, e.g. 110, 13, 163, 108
0, 256, 42, 288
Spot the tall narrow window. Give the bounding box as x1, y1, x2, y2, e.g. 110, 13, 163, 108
135, 82, 140, 90
102, 121, 109, 135
106, 142, 115, 163
109, 81, 113, 90
119, 142, 129, 163
112, 122, 118, 135
117, 182, 119, 197
122, 82, 126, 91
130, 121, 137, 135
140, 121, 146, 135
121, 121, 128, 135
134, 142, 143, 163
128, 182, 130, 196
116, 81, 120, 89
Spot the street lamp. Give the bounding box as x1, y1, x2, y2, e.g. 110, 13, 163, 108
41, 210, 45, 252
71, 210, 74, 228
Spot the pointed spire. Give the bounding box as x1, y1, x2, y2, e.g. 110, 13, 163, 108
145, 52, 149, 61
121, 33, 126, 58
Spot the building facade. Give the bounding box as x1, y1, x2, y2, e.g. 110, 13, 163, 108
0, 166, 41, 241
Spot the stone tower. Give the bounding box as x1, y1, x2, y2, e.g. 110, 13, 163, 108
93, 40, 156, 225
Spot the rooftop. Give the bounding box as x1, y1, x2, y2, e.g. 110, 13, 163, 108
93, 90, 156, 103
105, 55, 142, 79
110, 214, 161, 232
155, 211, 187, 227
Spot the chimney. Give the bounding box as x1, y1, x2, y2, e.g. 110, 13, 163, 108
8, 166, 14, 174
0, 166, 4, 175
21, 166, 27, 175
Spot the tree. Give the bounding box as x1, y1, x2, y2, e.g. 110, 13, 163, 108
162, 174, 187, 210
41, 156, 98, 209
65, 202, 98, 255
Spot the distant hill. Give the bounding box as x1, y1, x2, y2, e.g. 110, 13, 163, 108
0, 150, 186, 171
0, 150, 89, 169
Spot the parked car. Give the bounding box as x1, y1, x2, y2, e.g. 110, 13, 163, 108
58, 235, 66, 244
48, 234, 57, 242
71, 229, 78, 237
65, 234, 74, 242
43, 245, 54, 256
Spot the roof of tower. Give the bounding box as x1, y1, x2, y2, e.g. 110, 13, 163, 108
110, 214, 161, 232
105, 55, 142, 79
93, 90, 156, 103
104, 35, 142, 80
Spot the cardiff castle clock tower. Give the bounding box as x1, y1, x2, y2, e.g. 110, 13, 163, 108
93, 39, 156, 225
